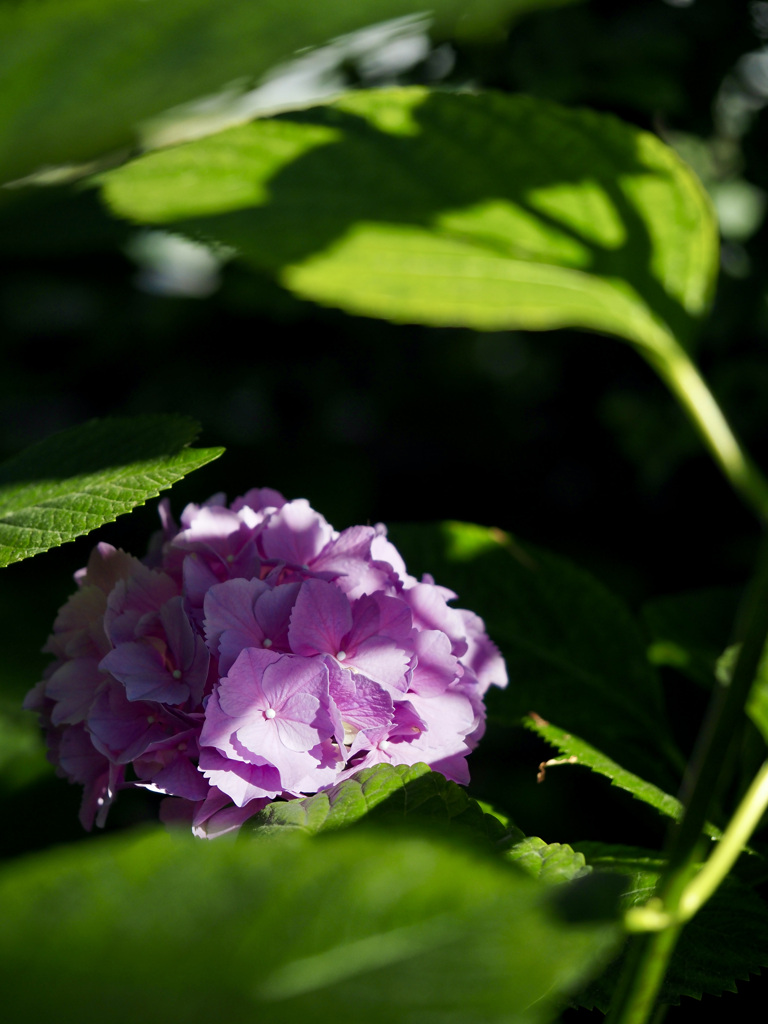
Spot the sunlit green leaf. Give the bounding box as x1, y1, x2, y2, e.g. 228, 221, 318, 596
388, 521, 682, 789
249, 761, 511, 843
506, 835, 589, 885
99, 88, 717, 354
0, 416, 223, 567
0, 826, 619, 1024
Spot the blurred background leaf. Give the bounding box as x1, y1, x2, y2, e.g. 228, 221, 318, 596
0, 0, 574, 185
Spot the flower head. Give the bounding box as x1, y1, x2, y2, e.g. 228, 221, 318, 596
26, 489, 507, 836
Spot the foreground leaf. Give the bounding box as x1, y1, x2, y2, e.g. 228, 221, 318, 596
524, 715, 720, 840
0, 826, 619, 1024
0, 0, 563, 185
250, 761, 511, 842
388, 521, 681, 789
0, 416, 223, 567
576, 843, 768, 1008
99, 87, 717, 354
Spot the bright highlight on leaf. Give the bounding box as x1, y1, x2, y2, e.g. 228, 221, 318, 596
99, 88, 718, 357
0, 416, 223, 568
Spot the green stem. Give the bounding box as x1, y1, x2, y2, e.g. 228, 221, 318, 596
643, 341, 768, 524
665, 532, 768, 874
606, 535, 768, 1024
678, 758, 768, 918
626, 760, 768, 933
603, 336, 768, 1023
604, 923, 684, 1024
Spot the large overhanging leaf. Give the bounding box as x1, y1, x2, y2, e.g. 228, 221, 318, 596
0, 0, 566, 185
98, 87, 718, 355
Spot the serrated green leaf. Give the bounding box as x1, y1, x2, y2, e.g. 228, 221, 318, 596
0, 826, 619, 1024
524, 715, 720, 840
99, 87, 717, 355
0, 416, 223, 567
506, 835, 590, 885
642, 587, 741, 688
250, 761, 511, 843
575, 843, 768, 1008
387, 520, 682, 789
0, 0, 568, 185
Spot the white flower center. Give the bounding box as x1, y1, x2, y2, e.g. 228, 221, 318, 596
342, 721, 359, 745
336, 650, 347, 662
172, 669, 182, 679
264, 707, 276, 720
262, 638, 273, 648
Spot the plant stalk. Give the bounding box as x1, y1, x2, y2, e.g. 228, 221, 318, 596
606, 341, 768, 1024
644, 342, 768, 524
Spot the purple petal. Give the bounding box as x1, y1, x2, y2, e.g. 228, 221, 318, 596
46, 657, 106, 725
409, 630, 459, 697
198, 748, 281, 806
100, 641, 189, 704
259, 499, 334, 566
288, 579, 352, 657
88, 683, 178, 763
216, 647, 281, 718
204, 578, 269, 654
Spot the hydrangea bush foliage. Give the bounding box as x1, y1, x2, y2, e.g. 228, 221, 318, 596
26, 489, 506, 837
4, 4, 768, 1024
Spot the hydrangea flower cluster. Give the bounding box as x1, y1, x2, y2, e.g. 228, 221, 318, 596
26, 489, 507, 837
